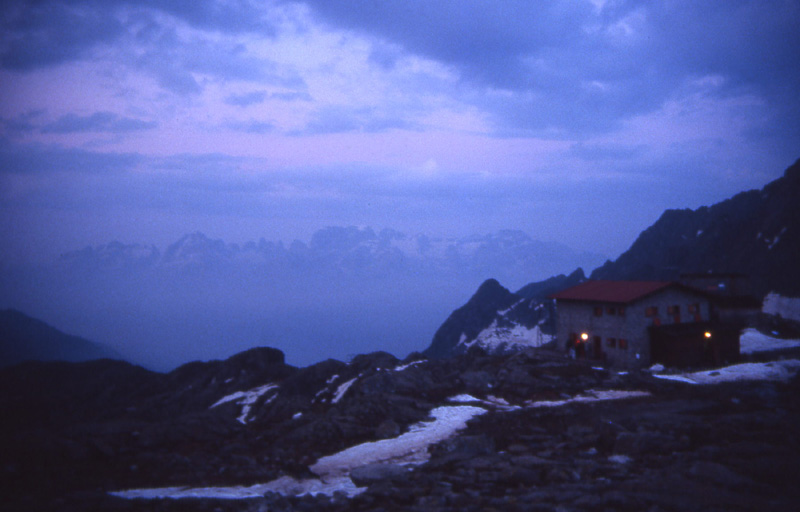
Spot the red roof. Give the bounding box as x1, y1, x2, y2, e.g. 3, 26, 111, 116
550, 280, 678, 304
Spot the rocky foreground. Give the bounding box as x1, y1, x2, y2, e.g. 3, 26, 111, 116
3, 345, 800, 511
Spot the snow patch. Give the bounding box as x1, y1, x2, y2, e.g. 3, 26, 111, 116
762, 293, 800, 323
652, 359, 800, 385
310, 404, 487, 476
767, 227, 787, 250
740, 328, 800, 354
210, 383, 279, 424
448, 394, 520, 411
608, 454, 632, 464
332, 376, 359, 404
464, 321, 554, 352
394, 360, 424, 372
111, 475, 364, 500
525, 389, 651, 408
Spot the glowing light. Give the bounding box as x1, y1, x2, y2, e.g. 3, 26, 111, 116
704, 331, 712, 338
580, 333, 589, 341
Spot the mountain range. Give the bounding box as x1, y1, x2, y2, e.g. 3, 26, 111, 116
55, 228, 605, 288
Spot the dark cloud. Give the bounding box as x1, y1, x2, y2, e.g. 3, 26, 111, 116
225, 91, 268, 107
41, 112, 157, 134
0, 0, 279, 71
0, 0, 125, 70
0, 141, 141, 176
297, 0, 800, 137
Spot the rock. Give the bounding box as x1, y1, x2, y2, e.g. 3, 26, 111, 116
374, 419, 400, 438
688, 461, 752, 488
349, 463, 409, 487
429, 434, 496, 467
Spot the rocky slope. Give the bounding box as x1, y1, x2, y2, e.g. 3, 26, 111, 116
0, 309, 121, 367
3, 340, 800, 511
422, 279, 556, 359
591, 159, 800, 297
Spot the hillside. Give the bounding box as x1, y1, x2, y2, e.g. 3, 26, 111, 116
0, 309, 121, 367
2, 340, 800, 511
591, 159, 800, 297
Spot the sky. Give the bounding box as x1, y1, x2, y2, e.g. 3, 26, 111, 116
1, 0, 799, 264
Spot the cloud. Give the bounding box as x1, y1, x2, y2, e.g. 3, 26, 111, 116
226, 120, 275, 134
0, 1, 125, 70
293, 105, 412, 135
296, 0, 800, 137
270, 91, 313, 102
0, 0, 279, 71
0, 141, 141, 176
225, 91, 268, 107
41, 112, 157, 134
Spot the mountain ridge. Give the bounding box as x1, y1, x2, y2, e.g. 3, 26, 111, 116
0, 309, 122, 367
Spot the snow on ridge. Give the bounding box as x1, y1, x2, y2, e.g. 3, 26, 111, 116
394, 360, 425, 372
496, 299, 525, 317
332, 376, 359, 404
210, 383, 279, 424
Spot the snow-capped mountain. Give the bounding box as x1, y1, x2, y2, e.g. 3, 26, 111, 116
55, 227, 606, 285
423, 278, 559, 359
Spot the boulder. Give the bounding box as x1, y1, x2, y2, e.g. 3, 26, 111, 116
349, 463, 409, 487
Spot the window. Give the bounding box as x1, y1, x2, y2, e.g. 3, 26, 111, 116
618, 307, 626, 316
606, 306, 616, 315
645, 306, 658, 317
607, 337, 617, 348
688, 304, 698, 314
619, 338, 628, 350
653, 318, 661, 326
594, 306, 603, 317
667, 305, 680, 315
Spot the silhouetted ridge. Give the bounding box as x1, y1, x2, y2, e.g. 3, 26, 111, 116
590, 159, 800, 296
0, 309, 121, 367
423, 279, 519, 359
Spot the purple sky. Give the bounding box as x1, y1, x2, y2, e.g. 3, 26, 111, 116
2, 0, 799, 264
